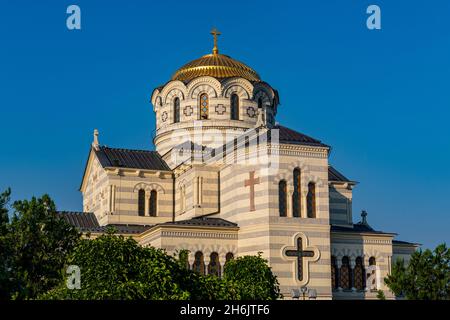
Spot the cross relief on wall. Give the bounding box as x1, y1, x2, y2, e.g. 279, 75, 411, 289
215, 104, 226, 115
282, 233, 320, 284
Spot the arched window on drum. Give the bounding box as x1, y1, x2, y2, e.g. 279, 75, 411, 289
199, 94, 209, 119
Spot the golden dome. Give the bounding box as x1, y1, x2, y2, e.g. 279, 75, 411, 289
171, 29, 260, 82
172, 53, 261, 82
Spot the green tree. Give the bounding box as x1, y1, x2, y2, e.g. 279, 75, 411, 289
5, 194, 80, 299
42, 231, 192, 300
385, 243, 450, 300
42, 234, 281, 300
0, 188, 12, 299
223, 253, 282, 300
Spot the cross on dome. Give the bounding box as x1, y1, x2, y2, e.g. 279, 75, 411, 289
210, 28, 221, 55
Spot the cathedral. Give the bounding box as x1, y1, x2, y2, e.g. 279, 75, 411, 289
62, 30, 418, 300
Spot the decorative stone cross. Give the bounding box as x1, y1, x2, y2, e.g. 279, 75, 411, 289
244, 171, 260, 212
284, 237, 316, 281
215, 104, 226, 115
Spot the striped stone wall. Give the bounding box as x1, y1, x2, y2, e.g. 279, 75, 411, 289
329, 184, 353, 226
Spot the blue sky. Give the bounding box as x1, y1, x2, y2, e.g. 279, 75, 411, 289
0, 1, 449, 249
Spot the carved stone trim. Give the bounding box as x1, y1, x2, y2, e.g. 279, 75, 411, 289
184, 105, 193, 117
161, 111, 168, 122
247, 106, 256, 118
161, 230, 238, 240
215, 104, 226, 115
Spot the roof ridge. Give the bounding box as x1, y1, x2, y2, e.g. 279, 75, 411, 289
274, 124, 323, 143
100, 146, 157, 153
58, 210, 93, 215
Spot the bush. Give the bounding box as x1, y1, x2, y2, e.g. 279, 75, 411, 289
41, 232, 190, 300
223, 252, 282, 300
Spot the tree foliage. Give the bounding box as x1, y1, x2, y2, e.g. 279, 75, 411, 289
41, 232, 247, 300
1, 190, 281, 300
223, 252, 282, 300
385, 243, 450, 300
0, 191, 80, 300
0, 188, 12, 299
42, 231, 191, 300
41, 234, 284, 300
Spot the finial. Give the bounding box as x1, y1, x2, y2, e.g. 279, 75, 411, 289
210, 28, 221, 55
361, 210, 368, 225
92, 129, 99, 150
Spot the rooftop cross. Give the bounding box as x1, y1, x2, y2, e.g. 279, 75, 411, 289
361, 210, 368, 225
210, 28, 221, 55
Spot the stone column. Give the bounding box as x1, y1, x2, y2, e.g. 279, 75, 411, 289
287, 190, 293, 217
302, 191, 308, 218
203, 254, 210, 275
145, 192, 150, 216
219, 253, 226, 278
188, 251, 195, 271
350, 258, 356, 292
336, 259, 343, 292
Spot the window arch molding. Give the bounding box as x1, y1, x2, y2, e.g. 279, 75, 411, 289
223, 85, 251, 100
133, 182, 166, 195
188, 82, 219, 100
222, 78, 253, 99
163, 88, 185, 105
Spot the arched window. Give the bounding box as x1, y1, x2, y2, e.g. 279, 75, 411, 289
292, 168, 301, 217
208, 252, 221, 276
225, 252, 234, 263
199, 93, 209, 119
369, 257, 376, 266
331, 256, 338, 290
174, 97, 180, 123
340, 256, 351, 290
354, 257, 365, 290
258, 97, 263, 109
138, 189, 145, 216
192, 251, 205, 275
279, 180, 287, 217
307, 182, 316, 218
149, 190, 157, 217
230, 94, 239, 120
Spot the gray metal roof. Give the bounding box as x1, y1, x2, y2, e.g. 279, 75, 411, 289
95, 146, 171, 171
59, 211, 99, 229
59, 211, 152, 234
161, 217, 238, 228
274, 125, 329, 148
331, 224, 393, 235
328, 165, 353, 183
